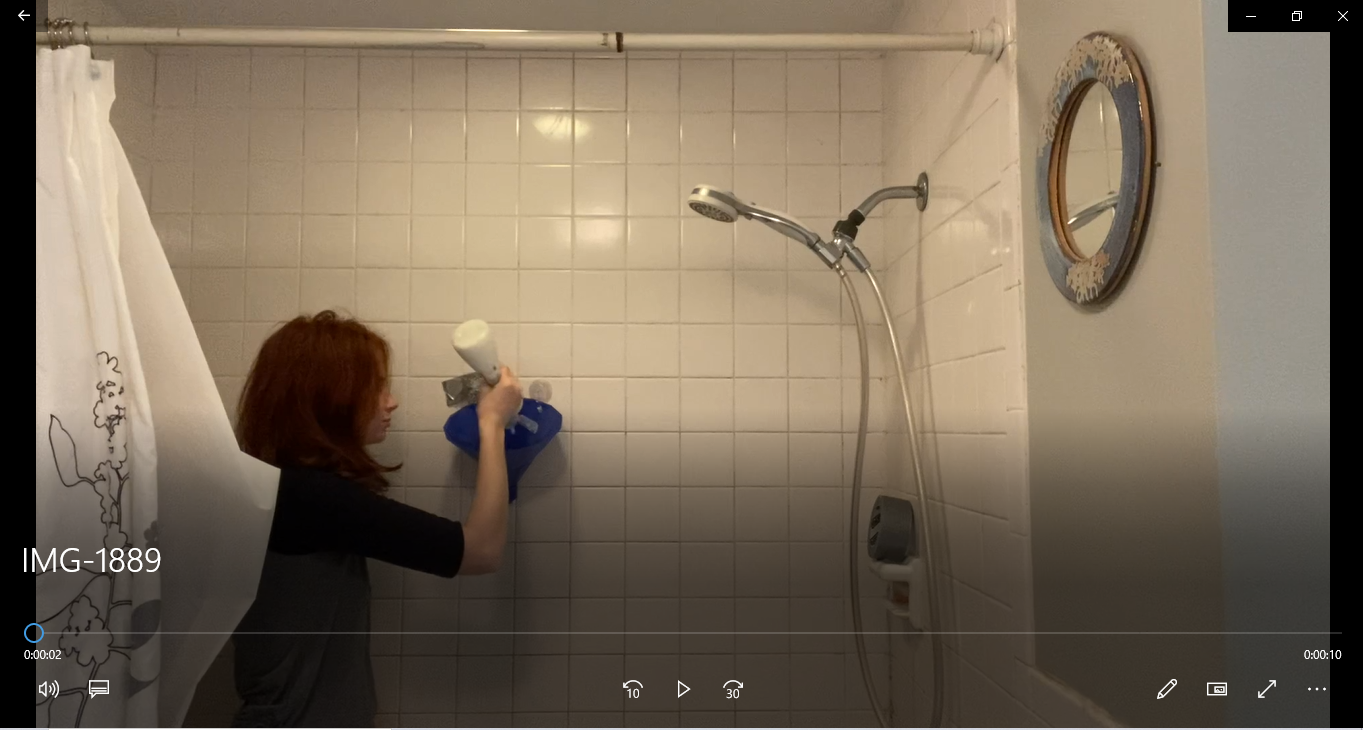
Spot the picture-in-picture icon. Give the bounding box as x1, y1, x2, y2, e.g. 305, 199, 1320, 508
1207, 682, 1228, 696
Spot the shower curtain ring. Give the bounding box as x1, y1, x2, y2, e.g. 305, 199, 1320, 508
82, 22, 92, 47
46, 18, 75, 50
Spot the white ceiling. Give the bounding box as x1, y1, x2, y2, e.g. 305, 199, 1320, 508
103, 0, 906, 33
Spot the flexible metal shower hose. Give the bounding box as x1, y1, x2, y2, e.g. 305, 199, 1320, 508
837, 265, 945, 728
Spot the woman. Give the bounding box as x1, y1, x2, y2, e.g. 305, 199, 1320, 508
230, 310, 521, 727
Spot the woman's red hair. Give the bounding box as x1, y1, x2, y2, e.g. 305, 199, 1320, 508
237, 310, 399, 491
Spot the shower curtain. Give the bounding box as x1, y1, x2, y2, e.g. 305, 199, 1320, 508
36, 46, 278, 727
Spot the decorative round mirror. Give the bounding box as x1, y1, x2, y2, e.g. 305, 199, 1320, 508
1037, 33, 1154, 305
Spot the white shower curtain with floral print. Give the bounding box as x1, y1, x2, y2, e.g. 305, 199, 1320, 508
36, 46, 278, 727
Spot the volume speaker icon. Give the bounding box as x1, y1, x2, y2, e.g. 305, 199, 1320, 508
38, 680, 60, 698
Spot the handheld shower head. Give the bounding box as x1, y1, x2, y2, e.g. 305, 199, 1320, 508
687, 186, 739, 223
687, 185, 839, 266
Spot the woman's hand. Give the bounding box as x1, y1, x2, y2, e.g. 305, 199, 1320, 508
477, 366, 523, 430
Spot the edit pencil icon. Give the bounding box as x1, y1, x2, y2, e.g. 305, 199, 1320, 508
1157, 679, 1177, 699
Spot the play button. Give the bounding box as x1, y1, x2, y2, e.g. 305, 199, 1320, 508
677, 681, 690, 698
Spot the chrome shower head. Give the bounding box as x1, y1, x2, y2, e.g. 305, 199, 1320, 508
686, 185, 836, 267
689, 200, 737, 223
687, 186, 740, 223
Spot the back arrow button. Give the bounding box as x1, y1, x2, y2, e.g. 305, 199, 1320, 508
677, 681, 690, 698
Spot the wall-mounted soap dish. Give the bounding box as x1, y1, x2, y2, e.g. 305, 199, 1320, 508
869, 557, 927, 630
866, 495, 927, 630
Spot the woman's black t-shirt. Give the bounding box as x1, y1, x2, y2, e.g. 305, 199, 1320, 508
233, 467, 464, 727
268, 466, 465, 576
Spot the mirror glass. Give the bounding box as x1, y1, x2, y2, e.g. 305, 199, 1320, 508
1061, 82, 1123, 258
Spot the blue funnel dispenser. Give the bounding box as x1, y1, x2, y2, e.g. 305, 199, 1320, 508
444, 399, 562, 502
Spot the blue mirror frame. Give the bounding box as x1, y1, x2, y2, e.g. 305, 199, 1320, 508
1037, 33, 1154, 306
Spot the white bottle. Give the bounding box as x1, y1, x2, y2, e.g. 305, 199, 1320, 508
452, 319, 501, 385
452, 319, 525, 429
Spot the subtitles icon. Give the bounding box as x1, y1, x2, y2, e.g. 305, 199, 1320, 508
88, 680, 110, 698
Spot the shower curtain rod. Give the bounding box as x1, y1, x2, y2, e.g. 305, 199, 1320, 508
35, 22, 1007, 55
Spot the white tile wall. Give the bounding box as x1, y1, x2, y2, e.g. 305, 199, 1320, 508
878, 0, 1063, 726
139, 45, 897, 726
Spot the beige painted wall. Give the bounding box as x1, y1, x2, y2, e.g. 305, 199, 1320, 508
1016, 2, 1225, 726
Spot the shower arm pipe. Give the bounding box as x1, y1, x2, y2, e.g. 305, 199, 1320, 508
1066, 192, 1120, 229
833, 176, 931, 272
35, 25, 1007, 55
855, 185, 925, 219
